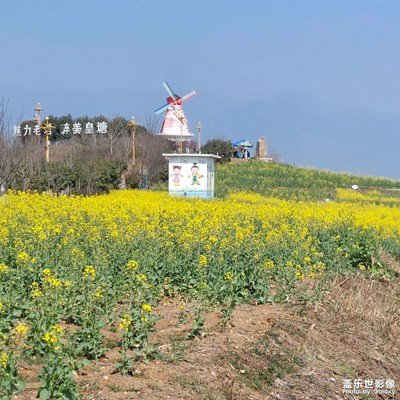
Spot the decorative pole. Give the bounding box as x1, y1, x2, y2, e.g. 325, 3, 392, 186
41, 116, 55, 163
196, 121, 203, 153
128, 116, 137, 167
178, 115, 184, 154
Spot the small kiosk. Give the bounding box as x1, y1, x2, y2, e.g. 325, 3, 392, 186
163, 153, 221, 198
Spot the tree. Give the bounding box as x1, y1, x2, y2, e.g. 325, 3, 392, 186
0, 99, 11, 188
102, 116, 129, 157
126, 131, 174, 188
1, 108, 177, 194
201, 138, 233, 163
0, 98, 37, 190
144, 113, 162, 135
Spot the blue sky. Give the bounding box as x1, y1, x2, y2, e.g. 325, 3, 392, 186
2, 1, 400, 130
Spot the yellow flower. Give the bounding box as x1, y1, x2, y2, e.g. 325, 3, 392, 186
32, 289, 42, 298
224, 272, 234, 281
43, 332, 58, 344
52, 325, 63, 334
46, 276, 62, 288
141, 303, 152, 313
264, 260, 274, 269
42, 268, 52, 277
0, 263, 8, 273
136, 273, 147, 283
198, 255, 207, 267
295, 271, 305, 279
16, 251, 30, 264
0, 302, 3, 313
38, 232, 47, 241
71, 247, 85, 258
126, 260, 139, 269
119, 314, 133, 331
31, 281, 43, 297
208, 235, 218, 244
43, 325, 63, 349
83, 266, 96, 278
15, 323, 28, 337
0, 353, 8, 369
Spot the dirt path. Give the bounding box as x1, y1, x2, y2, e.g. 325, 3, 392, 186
16, 273, 399, 400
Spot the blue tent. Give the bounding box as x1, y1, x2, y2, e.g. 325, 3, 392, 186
232, 139, 253, 147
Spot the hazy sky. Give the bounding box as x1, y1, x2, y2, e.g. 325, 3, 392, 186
2, 0, 400, 118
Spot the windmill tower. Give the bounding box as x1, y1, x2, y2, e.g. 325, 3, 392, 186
155, 82, 196, 152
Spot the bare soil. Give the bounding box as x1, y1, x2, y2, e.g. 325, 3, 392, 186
15, 271, 400, 400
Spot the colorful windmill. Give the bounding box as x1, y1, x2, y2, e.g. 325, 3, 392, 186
155, 82, 197, 149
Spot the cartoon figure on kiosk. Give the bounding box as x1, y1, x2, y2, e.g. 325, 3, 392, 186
171, 165, 184, 186
189, 163, 203, 185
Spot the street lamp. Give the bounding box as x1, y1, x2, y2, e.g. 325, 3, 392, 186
128, 116, 137, 167
34, 103, 43, 144
178, 115, 185, 154
34, 102, 44, 126
196, 122, 203, 153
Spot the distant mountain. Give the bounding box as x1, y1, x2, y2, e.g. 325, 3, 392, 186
203, 93, 400, 180
2, 83, 399, 179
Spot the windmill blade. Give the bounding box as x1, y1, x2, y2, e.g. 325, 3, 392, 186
179, 90, 197, 103
154, 103, 169, 114
163, 81, 177, 101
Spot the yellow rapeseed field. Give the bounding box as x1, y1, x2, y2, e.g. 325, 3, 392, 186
0, 189, 399, 396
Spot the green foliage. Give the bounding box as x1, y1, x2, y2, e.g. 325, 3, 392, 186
1, 171, 400, 396
91, 159, 126, 193
201, 139, 233, 163
10, 159, 126, 195
215, 161, 400, 200
44, 164, 82, 194
7, 113, 171, 195
187, 307, 206, 339
0, 351, 25, 398
72, 322, 106, 361
38, 353, 79, 400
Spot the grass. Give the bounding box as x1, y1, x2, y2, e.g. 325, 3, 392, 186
336, 361, 356, 377
165, 334, 193, 363
152, 160, 400, 201
229, 325, 305, 392
175, 375, 214, 397
108, 384, 140, 393
215, 161, 400, 200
